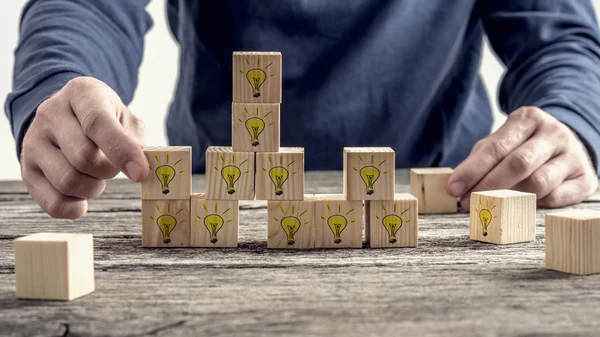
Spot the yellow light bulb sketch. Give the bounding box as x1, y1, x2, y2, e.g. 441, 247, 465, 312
203, 215, 224, 243
221, 165, 241, 195
239, 56, 276, 98
353, 155, 389, 195
197, 202, 233, 244
213, 154, 251, 195
320, 203, 356, 244
273, 204, 310, 246
376, 204, 410, 244
237, 106, 275, 147
262, 155, 298, 197
474, 197, 497, 237
149, 154, 186, 195
149, 203, 187, 244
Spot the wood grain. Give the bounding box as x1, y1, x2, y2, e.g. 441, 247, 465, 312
205, 147, 255, 200
191, 194, 239, 248
267, 195, 315, 249
410, 168, 457, 214
1, 171, 600, 336
142, 146, 192, 200
366, 194, 418, 248
545, 210, 600, 275
343, 147, 395, 201
15, 233, 94, 301
232, 103, 280, 153
142, 199, 190, 247
314, 194, 363, 248
255, 148, 304, 201
232, 52, 282, 103
470, 190, 536, 244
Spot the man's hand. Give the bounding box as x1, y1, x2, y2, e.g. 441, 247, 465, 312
21, 77, 149, 219
447, 106, 598, 210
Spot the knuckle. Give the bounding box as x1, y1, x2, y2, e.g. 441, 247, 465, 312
484, 139, 511, 161
65, 76, 94, 94
35, 98, 59, 122
543, 193, 561, 208
529, 171, 549, 194
509, 150, 535, 173
72, 143, 101, 171
56, 168, 83, 195
80, 109, 105, 137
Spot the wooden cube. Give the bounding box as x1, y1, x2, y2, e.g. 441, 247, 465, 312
255, 148, 304, 201
190, 194, 239, 248
314, 194, 363, 248
469, 190, 536, 244
343, 147, 395, 201
142, 146, 192, 200
232, 103, 280, 152
410, 168, 457, 214
267, 195, 315, 249
15, 233, 95, 301
366, 194, 418, 248
205, 147, 255, 200
232, 52, 282, 103
545, 210, 600, 275
142, 199, 190, 247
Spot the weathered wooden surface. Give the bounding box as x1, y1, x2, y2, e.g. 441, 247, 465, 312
1, 170, 600, 337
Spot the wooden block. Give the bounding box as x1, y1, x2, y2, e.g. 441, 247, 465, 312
190, 194, 239, 248
314, 194, 363, 248
142, 146, 191, 200
366, 194, 418, 248
545, 210, 600, 275
410, 168, 457, 214
232, 51, 282, 103
232, 103, 280, 152
469, 190, 536, 244
267, 195, 315, 249
255, 148, 304, 201
205, 147, 255, 200
343, 147, 395, 201
142, 199, 190, 247
15, 233, 94, 301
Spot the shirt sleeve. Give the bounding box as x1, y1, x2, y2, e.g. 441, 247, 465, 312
4, 0, 153, 159
480, 0, 600, 176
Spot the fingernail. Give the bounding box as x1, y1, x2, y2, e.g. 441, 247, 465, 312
125, 161, 143, 182
449, 181, 466, 197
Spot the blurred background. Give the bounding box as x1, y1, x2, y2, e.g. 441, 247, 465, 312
1, 1, 599, 180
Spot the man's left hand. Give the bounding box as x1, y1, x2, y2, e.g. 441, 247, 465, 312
447, 106, 598, 210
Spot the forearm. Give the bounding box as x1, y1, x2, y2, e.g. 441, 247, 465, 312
4, 0, 152, 158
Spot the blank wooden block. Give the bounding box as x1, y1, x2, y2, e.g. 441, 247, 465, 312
314, 194, 363, 248
343, 147, 395, 201
142, 199, 190, 247
410, 168, 457, 214
232, 103, 280, 152
15, 233, 94, 301
142, 146, 191, 200
255, 148, 304, 201
205, 147, 255, 200
545, 210, 600, 275
267, 195, 315, 249
469, 190, 536, 244
366, 194, 418, 248
232, 52, 282, 103
190, 194, 239, 248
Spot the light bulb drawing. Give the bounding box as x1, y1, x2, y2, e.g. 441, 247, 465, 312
196, 202, 233, 244
149, 203, 187, 244
238, 56, 276, 98
320, 203, 356, 244
376, 204, 410, 244
474, 197, 497, 237
149, 154, 186, 195
213, 154, 251, 195
353, 155, 389, 195
272, 204, 310, 245
262, 155, 298, 196
237, 106, 275, 147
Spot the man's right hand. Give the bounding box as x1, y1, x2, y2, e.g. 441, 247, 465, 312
21, 77, 149, 219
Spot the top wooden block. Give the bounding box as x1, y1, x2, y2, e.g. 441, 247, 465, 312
410, 167, 456, 214
142, 146, 192, 200
343, 147, 395, 201
232, 52, 282, 103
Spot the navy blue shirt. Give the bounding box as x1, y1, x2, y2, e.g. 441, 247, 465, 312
6, 0, 600, 174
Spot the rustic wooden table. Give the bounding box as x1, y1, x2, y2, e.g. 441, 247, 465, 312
1, 170, 600, 337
